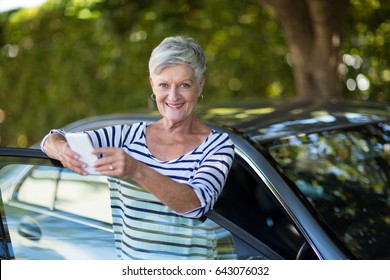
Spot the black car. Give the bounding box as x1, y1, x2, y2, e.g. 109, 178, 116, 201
0, 100, 389, 260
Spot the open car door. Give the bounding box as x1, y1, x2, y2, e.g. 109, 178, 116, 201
0, 147, 283, 260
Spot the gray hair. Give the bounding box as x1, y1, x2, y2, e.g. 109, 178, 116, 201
148, 36, 206, 84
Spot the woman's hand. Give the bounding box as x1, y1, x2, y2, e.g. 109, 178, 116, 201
57, 141, 91, 176
43, 133, 90, 176
93, 147, 137, 178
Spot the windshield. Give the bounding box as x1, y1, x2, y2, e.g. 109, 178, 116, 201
264, 122, 390, 259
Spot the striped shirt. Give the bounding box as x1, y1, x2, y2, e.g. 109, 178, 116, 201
84, 122, 236, 259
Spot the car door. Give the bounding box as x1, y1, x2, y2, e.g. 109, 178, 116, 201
0, 147, 286, 260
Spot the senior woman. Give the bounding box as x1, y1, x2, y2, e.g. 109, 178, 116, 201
41, 36, 236, 260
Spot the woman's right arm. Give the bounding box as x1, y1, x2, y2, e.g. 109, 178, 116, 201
42, 132, 68, 160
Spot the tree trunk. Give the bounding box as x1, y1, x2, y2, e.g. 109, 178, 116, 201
257, 0, 349, 104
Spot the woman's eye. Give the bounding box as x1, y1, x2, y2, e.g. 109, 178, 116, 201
159, 83, 168, 88
181, 83, 190, 88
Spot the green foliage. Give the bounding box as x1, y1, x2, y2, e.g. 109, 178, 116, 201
0, 0, 291, 147
0, 0, 388, 147
343, 0, 390, 101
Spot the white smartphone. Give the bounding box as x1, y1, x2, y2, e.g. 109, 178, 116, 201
65, 132, 99, 175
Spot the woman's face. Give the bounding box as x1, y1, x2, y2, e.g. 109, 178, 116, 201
150, 64, 204, 125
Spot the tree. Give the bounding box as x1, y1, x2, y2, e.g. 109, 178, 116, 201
0, 0, 387, 147
257, 0, 349, 106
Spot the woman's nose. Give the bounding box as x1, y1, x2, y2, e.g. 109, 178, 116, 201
168, 86, 180, 99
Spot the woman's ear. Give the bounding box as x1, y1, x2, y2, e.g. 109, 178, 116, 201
149, 76, 154, 87
198, 76, 205, 96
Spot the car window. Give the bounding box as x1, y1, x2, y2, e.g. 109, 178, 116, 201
13, 166, 57, 208
55, 169, 111, 223
214, 156, 313, 259
0, 161, 117, 260
5, 165, 112, 224
264, 123, 390, 259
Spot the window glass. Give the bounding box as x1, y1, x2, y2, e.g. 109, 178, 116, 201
2, 165, 112, 223
215, 158, 306, 259
265, 123, 390, 259
55, 170, 112, 223
15, 166, 58, 208
0, 162, 117, 260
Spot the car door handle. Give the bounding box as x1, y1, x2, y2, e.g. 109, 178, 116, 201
17, 216, 42, 241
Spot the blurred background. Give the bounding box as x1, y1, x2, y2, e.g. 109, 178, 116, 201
0, 0, 389, 147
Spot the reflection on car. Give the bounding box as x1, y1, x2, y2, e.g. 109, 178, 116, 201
0, 101, 389, 260
0, 164, 116, 259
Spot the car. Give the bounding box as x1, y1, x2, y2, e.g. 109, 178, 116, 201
0, 100, 389, 260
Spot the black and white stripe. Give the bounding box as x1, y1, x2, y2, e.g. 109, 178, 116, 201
84, 122, 236, 259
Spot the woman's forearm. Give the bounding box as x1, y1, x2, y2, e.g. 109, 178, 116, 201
42, 133, 68, 160
131, 160, 201, 213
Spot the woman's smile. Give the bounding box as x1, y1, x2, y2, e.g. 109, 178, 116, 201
166, 102, 184, 109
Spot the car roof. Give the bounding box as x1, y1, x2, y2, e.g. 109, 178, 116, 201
62, 99, 389, 143
198, 99, 389, 143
